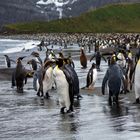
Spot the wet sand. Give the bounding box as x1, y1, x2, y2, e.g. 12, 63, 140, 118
0, 35, 139, 140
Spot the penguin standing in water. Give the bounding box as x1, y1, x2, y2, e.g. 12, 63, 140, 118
12, 57, 27, 93
34, 60, 54, 98
31, 51, 42, 65
27, 59, 38, 71
53, 58, 74, 113
102, 56, 125, 105
80, 47, 87, 69
63, 58, 82, 100
85, 63, 97, 89
134, 58, 140, 104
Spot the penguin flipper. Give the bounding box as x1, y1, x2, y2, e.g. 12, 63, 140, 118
86, 69, 93, 87
11, 71, 16, 87
62, 68, 74, 111
10, 59, 16, 63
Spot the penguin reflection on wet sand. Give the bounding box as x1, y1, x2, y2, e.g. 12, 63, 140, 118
12, 57, 27, 93
53, 58, 74, 114
102, 56, 125, 105
85, 63, 97, 90
80, 47, 87, 69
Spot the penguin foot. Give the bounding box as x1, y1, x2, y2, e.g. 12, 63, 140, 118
77, 95, 83, 100
81, 67, 87, 69
67, 110, 72, 113
126, 89, 130, 93
45, 93, 50, 99
133, 98, 140, 104
37, 92, 40, 97
17, 89, 23, 93
60, 107, 66, 114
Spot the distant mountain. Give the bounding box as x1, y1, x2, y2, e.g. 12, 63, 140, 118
5, 3, 140, 33
0, 0, 139, 27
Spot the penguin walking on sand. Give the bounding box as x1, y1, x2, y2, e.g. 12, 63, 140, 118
53, 58, 74, 114
12, 57, 27, 93
85, 63, 97, 90
80, 47, 87, 69
102, 56, 125, 105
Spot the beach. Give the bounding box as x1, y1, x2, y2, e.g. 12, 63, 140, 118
0, 34, 139, 140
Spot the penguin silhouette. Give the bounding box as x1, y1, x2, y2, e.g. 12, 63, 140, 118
4, 55, 15, 68
4, 55, 11, 68
80, 48, 87, 69
86, 63, 97, 89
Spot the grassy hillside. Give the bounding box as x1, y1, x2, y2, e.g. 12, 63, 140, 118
4, 3, 140, 33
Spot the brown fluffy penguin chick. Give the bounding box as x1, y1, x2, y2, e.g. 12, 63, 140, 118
80, 48, 87, 68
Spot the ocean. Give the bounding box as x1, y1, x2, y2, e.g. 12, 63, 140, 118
0, 39, 41, 54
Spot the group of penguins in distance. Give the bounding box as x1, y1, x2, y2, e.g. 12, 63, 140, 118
3, 47, 140, 114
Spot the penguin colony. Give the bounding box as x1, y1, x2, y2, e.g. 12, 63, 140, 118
3, 33, 140, 113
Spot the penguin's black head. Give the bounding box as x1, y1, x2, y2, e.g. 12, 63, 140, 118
92, 63, 96, 69
44, 60, 55, 68
63, 58, 69, 64
59, 52, 64, 58
31, 51, 40, 57
4, 55, 8, 57
56, 58, 63, 67
17, 56, 26, 61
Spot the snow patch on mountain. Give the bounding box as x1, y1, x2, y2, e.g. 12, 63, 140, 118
36, 0, 78, 18
37, 0, 69, 7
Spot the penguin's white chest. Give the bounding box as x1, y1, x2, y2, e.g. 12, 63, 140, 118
53, 67, 70, 110
43, 67, 53, 92
135, 61, 140, 86
92, 69, 97, 83
53, 67, 69, 92
134, 60, 140, 98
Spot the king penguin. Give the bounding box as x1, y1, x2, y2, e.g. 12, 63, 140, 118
35, 60, 54, 98
86, 63, 97, 89
53, 58, 74, 113
63, 58, 82, 100
134, 58, 140, 103
31, 51, 42, 65
102, 56, 125, 105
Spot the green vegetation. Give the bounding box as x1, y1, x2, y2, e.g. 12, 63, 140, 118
5, 3, 140, 33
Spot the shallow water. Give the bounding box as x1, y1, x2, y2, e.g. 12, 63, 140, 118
0, 40, 140, 140
1, 80, 140, 140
